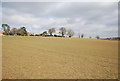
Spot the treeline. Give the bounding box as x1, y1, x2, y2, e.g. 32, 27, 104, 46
1, 24, 100, 39
1, 24, 75, 37
2, 24, 27, 36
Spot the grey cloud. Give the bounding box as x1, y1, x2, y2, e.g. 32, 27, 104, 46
2, 2, 118, 38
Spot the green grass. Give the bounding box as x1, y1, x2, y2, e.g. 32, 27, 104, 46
2, 36, 118, 79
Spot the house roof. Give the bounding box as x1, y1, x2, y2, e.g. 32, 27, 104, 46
0, 31, 4, 34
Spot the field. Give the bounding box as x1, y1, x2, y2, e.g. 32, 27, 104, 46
2, 36, 118, 79
0, 36, 2, 80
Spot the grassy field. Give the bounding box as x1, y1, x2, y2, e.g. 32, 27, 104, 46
2, 36, 118, 79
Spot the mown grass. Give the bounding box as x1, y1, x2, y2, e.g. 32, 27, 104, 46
2, 36, 118, 79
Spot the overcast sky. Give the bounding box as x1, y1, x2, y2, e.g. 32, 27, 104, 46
1, 2, 118, 38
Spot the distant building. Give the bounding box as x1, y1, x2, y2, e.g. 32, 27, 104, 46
102, 37, 120, 40
0, 31, 4, 36
111, 37, 120, 40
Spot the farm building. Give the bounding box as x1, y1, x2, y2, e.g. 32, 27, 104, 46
0, 31, 4, 36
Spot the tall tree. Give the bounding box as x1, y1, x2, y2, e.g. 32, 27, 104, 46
67, 29, 74, 37
2, 24, 10, 35
48, 28, 55, 36
59, 27, 66, 37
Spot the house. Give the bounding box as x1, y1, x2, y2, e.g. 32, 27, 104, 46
0, 31, 4, 36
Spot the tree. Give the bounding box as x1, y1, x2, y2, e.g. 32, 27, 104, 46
67, 29, 74, 37
17, 29, 24, 36
9, 31, 14, 35
20, 27, 27, 36
81, 34, 84, 38
78, 33, 80, 38
96, 36, 100, 39
42, 31, 47, 36
11, 28, 18, 35
59, 27, 66, 37
16, 27, 27, 36
2, 24, 10, 35
48, 28, 55, 36
89, 36, 92, 39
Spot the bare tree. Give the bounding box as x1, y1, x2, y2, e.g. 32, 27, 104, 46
67, 29, 74, 37
78, 33, 80, 38
59, 27, 66, 37
48, 28, 55, 36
